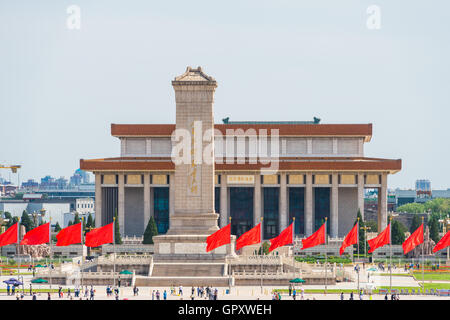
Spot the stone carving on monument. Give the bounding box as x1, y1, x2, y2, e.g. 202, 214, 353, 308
407, 226, 436, 258
19, 244, 50, 259
17, 224, 50, 258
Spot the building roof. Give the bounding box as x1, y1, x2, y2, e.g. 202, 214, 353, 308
172, 66, 217, 86
111, 123, 373, 141
80, 156, 401, 173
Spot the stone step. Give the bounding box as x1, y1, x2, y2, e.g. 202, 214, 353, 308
151, 263, 225, 277
135, 276, 231, 287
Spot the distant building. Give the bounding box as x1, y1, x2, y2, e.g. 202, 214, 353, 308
75, 197, 95, 215
415, 179, 432, 199
21, 179, 39, 191
0, 200, 70, 227
70, 169, 90, 187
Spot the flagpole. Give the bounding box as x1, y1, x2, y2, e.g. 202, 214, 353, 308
421, 218, 424, 294
324, 217, 327, 295
357, 217, 359, 263
17, 219, 20, 289
81, 217, 84, 289
357, 217, 359, 294
389, 216, 392, 294
292, 217, 296, 280
49, 215, 52, 293
228, 216, 232, 294
113, 217, 116, 288
260, 217, 263, 295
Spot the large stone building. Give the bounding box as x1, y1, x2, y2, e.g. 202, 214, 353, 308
80, 67, 401, 241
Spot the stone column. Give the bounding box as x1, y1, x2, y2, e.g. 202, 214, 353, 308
95, 173, 102, 228
220, 174, 228, 228
331, 173, 339, 238
144, 174, 150, 226
378, 173, 388, 232
169, 173, 175, 218
118, 173, 125, 236
305, 172, 313, 236
254, 174, 262, 229
357, 173, 364, 219
279, 172, 287, 231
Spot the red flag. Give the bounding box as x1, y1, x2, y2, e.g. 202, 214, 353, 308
368, 223, 390, 253
85, 223, 114, 247
20, 223, 50, 245
0, 223, 18, 247
302, 222, 326, 250
236, 223, 261, 251
433, 230, 450, 253
269, 222, 293, 252
56, 222, 82, 247
206, 224, 231, 252
340, 222, 358, 255
402, 223, 424, 254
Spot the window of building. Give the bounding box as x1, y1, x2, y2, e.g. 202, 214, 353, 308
229, 187, 254, 239
263, 187, 279, 239
289, 187, 305, 235
154, 187, 169, 234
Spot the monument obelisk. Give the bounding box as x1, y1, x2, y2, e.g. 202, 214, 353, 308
152, 67, 235, 259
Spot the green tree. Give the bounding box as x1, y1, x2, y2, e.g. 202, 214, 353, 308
397, 202, 425, 214
20, 210, 34, 232
257, 241, 270, 255
353, 209, 366, 254
68, 220, 73, 227
73, 212, 81, 225
428, 213, 440, 243
3, 212, 14, 228
410, 213, 422, 233
54, 222, 62, 233
142, 216, 158, 244
390, 216, 407, 245
114, 209, 122, 244
86, 214, 93, 230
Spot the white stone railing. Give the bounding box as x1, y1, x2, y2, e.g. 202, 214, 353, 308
97, 254, 152, 265
122, 236, 144, 244
229, 255, 282, 265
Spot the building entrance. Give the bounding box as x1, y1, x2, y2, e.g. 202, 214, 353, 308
229, 187, 254, 238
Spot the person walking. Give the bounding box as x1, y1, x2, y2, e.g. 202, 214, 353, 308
349, 291, 354, 300
7, 284, 10, 296
90, 287, 94, 300
288, 284, 292, 296
163, 290, 167, 300
340, 292, 344, 300
32, 292, 37, 300
292, 288, 296, 300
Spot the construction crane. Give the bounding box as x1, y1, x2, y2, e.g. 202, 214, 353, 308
0, 164, 21, 173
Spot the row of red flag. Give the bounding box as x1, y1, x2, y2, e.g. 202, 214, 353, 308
207, 219, 450, 255
0, 222, 114, 248
1, 218, 448, 254
207, 221, 329, 253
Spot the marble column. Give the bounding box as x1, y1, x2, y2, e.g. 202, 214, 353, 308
305, 172, 313, 236
378, 173, 388, 232
118, 174, 125, 236
144, 174, 150, 226
95, 173, 102, 228
331, 173, 339, 238
220, 174, 228, 228
357, 173, 365, 219
279, 172, 287, 231
169, 173, 175, 223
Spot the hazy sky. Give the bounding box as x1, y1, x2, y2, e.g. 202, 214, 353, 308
0, 1, 449, 189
